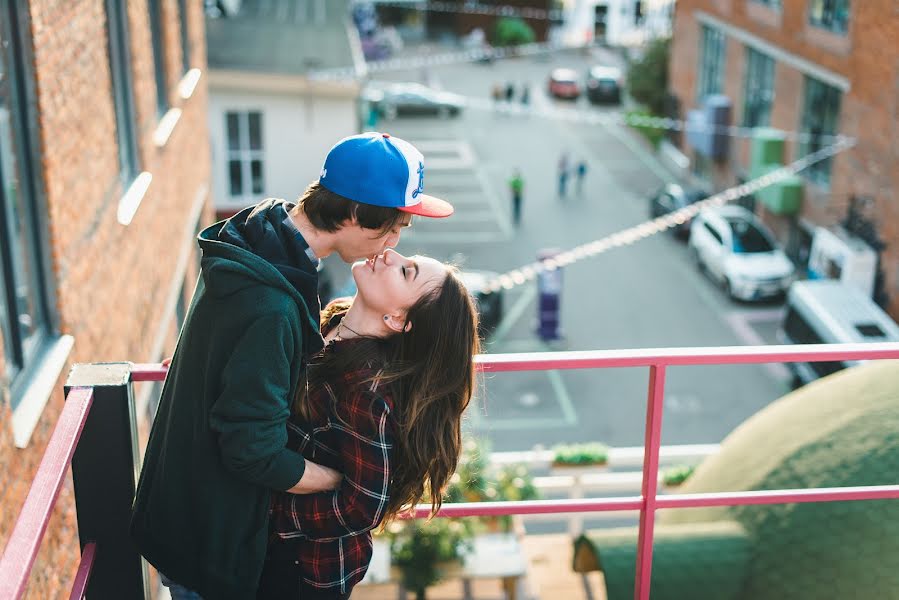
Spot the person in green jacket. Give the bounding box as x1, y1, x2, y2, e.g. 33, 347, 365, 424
131, 132, 454, 600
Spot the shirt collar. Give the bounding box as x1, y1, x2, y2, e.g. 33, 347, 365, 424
281, 204, 320, 269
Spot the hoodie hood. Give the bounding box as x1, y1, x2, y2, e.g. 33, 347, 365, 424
198, 199, 323, 355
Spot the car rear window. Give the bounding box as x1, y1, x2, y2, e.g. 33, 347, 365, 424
727, 218, 774, 253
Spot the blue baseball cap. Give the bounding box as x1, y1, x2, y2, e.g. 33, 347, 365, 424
318, 132, 454, 218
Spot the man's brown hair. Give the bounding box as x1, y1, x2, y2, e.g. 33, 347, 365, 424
296, 182, 407, 236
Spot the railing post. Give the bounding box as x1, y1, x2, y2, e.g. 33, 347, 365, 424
634, 364, 667, 600
64, 363, 150, 600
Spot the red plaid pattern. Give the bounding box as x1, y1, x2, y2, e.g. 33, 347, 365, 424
269, 361, 395, 592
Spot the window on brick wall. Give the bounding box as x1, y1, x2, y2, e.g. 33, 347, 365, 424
105, 0, 140, 183
808, 0, 850, 34
0, 1, 53, 406
742, 48, 775, 128
148, 0, 169, 116
749, 0, 781, 9
226, 111, 265, 199
179, 0, 191, 73
697, 25, 726, 100
799, 76, 841, 187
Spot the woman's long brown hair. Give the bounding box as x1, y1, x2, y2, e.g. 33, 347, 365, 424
295, 268, 480, 522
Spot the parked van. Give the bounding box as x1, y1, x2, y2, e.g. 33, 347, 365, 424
778, 280, 899, 386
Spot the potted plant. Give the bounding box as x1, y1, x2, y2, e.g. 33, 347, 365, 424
662, 464, 695, 490
550, 442, 610, 470
386, 517, 474, 600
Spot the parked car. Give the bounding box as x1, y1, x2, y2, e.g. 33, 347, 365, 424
457, 270, 503, 338
778, 279, 899, 387
648, 183, 707, 239
363, 83, 464, 119
548, 68, 581, 100
688, 205, 795, 301
585, 65, 623, 104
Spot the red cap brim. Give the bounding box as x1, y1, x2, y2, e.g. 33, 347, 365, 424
397, 194, 454, 218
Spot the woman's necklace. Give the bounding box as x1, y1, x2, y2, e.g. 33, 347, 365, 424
335, 318, 364, 341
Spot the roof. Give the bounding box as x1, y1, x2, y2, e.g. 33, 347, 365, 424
205, 0, 355, 75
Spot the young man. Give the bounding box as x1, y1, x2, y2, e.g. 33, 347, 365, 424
131, 132, 453, 600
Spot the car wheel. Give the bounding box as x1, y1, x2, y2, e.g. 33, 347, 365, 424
383, 104, 398, 120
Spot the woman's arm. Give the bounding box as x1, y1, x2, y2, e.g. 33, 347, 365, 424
270, 391, 394, 541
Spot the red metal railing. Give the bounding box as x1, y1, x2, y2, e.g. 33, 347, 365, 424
3, 342, 899, 600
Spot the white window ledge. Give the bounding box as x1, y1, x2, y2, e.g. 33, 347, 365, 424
152, 107, 183, 148
178, 68, 202, 100
117, 171, 153, 226
11, 335, 75, 449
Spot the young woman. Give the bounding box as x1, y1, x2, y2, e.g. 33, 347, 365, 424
257, 249, 480, 599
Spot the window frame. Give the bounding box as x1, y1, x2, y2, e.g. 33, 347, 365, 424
798, 75, 842, 187
0, 0, 59, 408
742, 47, 775, 128
808, 0, 850, 35
105, 0, 140, 184
225, 110, 265, 201
697, 25, 726, 101
178, 0, 191, 74
147, 0, 169, 117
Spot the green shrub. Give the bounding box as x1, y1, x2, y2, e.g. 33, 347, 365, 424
493, 16, 536, 47
662, 464, 696, 487
626, 37, 670, 116
626, 109, 666, 148
551, 442, 609, 466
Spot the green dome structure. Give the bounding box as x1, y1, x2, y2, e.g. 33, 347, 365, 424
574, 360, 899, 599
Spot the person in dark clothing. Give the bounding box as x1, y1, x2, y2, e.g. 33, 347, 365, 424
509, 169, 524, 226
257, 249, 480, 599
505, 81, 515, 102
575, 159, 588, 196
131, 132, 454, 600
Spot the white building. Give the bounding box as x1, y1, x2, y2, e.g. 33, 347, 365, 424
205, 0, 364, 218
561, 0, 675, 48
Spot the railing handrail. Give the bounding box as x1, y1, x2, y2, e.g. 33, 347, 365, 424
0, 388, 94, 599
130, 342, 899, 381
4, 342, 899, 599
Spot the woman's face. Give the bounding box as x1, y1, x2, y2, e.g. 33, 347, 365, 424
352, 249, 446, 319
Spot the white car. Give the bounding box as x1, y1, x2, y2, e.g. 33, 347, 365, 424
688, 205, 795, 301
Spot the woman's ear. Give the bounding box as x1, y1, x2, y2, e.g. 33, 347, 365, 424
384, 313, 411, 334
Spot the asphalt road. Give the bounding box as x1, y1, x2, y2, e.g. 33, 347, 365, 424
325, 45, 793, 452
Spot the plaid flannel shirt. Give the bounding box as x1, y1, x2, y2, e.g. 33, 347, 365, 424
268, 352, 395, 593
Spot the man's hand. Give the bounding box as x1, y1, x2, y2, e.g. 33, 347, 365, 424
287, 460, 343, 494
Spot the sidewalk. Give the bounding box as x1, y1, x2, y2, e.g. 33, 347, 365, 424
353, 533, 605, 600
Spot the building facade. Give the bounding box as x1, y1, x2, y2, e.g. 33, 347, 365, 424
669, 0, 899, 316
205, 0, 361, 219
0, 0, 212, 596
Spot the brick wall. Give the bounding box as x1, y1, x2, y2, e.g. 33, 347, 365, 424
0, 0, 212, 597
670, 0, 899, 317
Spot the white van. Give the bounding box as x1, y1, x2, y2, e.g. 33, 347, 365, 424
778, 280, 899, 386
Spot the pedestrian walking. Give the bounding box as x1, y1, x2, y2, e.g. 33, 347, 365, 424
505, 81, 515, 102
575, 159, 588, 196
557, 152, 570, 198
509, 169, 524, 226
520, 83, 530, 106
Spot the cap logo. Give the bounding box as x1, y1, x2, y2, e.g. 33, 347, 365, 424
411, 162, 424, 199
320, 167, 327, 179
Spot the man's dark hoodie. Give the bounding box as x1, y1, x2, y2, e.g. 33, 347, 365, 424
131, 199, 324, 599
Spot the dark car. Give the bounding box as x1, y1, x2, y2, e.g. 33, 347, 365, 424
363, 83, 464, 119
548, 68, 581, 100
649, 183, 707, 239
585, 65, 623, 104
457, 270, 503, 338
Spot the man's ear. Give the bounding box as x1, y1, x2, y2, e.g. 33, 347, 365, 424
384, 313, 411, 334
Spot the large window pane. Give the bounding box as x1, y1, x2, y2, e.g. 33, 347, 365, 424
799, 76, 841, 186
248, 112, 262, 151
226, 113, 240, 151
105, 0, 140, 182
178, 0, 191, 73
228, 160, 243, 196
225, 110, 265, 199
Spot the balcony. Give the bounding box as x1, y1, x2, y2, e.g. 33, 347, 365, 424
2, 343, 899, 600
